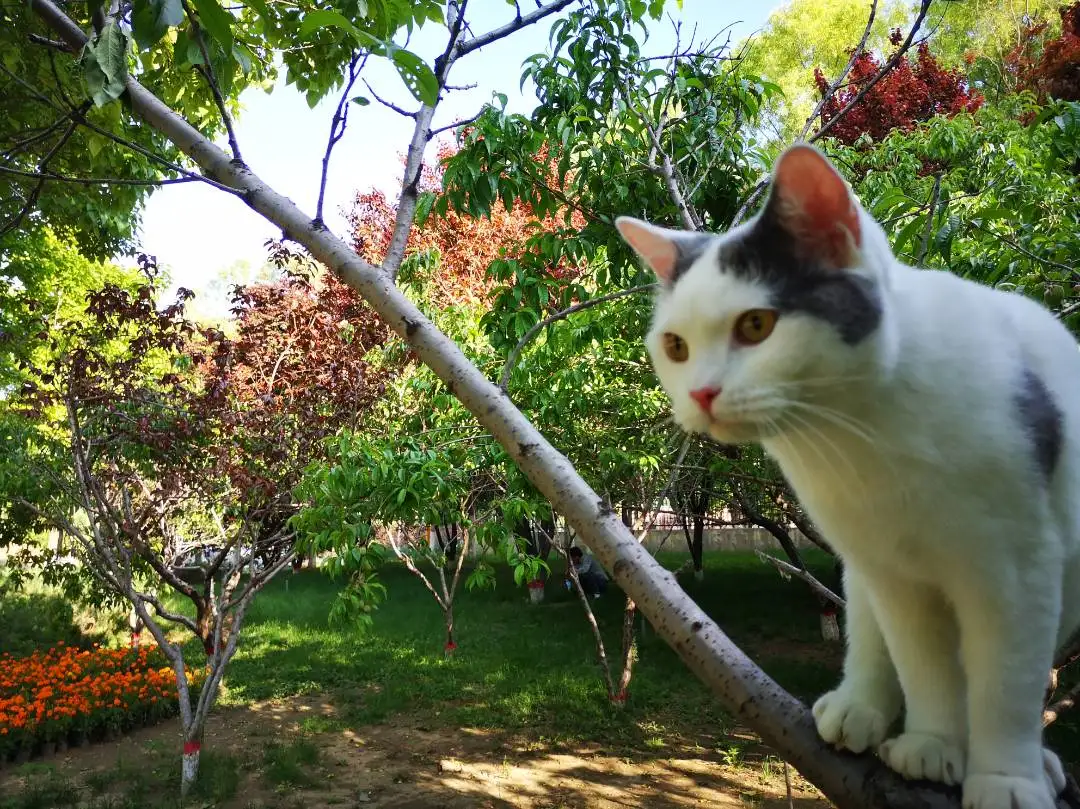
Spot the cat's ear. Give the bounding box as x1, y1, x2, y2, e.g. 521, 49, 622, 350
614, 216, 683, 284
766, 144, 861, 269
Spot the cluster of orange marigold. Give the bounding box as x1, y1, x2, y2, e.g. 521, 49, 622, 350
0, 643, 204, 758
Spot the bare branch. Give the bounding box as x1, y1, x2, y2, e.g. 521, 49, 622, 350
756, 551, 846, 610
500, 284, 655, 390
316, 52, 367, 224
380, 0, 470, 279
137, 591, 200, 635
362, 79, 417, 118
180, 0, 243, 161
0, 164, 202, 186
430, 108, 485, 137
28, 32, 74, 52
970, 222, 1077, 279
456, 0, 581, 57
915, 172, 942, 265
388, 528, 447, 610
0, 115, 79, 239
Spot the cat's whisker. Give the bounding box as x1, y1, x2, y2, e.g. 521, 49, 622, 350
783, 409, 873, 503
787, 400, 881, 448
767, 414, 812, 490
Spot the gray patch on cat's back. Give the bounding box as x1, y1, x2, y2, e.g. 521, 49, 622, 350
717, 226, 882, 345
670, 234, 716, 282
1015, 367, 1063, 480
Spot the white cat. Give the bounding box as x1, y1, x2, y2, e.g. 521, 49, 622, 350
616, 144, 1080, 809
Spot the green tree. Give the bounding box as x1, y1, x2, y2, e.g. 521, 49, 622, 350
739, 0, 909, 139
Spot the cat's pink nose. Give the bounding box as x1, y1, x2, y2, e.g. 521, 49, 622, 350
690, 386, 720, 413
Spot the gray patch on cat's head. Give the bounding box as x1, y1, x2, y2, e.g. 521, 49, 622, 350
1014, 368, 1063, 481
715, 205, 881, 345
668, 233, 716, 284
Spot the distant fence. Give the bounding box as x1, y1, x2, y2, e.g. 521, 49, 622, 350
574, 527, 816, 555
416, 525, 815, 558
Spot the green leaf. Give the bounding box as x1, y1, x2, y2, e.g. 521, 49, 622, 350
391, 49, 439, 106
298, 9, 382, 51
131, 0, 184, 49
191, 0, 234, 56
81, 22, 129, 108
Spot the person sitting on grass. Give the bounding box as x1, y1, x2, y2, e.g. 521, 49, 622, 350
567, 546, 608, 598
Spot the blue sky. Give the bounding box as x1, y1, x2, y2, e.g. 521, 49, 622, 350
143, 1, 781, 314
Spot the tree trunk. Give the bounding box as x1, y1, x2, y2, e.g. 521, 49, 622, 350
444, 606, 456, 656
181, 734, 201, 797
691, 513, 705, 582
613, 596, 637, 706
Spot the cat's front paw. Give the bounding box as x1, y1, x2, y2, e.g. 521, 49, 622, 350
879, 732, 965, 785
1043, 748, 1066, 797
963, 774, 1056, 809
812, 688, 891, 753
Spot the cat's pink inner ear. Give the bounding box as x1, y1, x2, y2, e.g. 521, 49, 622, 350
615, 217, 678, 282
772, 145, 862, 268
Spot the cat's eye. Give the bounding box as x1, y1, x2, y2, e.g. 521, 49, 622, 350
733, 309, 779, 345
662, 332, 688, 362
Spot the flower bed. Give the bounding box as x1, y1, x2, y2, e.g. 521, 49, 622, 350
0, 643, 204, 763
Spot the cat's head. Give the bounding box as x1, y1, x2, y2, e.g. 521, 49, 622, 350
617, 144, 894, 444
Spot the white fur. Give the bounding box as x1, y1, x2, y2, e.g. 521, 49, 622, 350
645, 207, 1080, 809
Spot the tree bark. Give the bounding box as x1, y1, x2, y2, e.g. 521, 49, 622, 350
27, 6, 1058, 806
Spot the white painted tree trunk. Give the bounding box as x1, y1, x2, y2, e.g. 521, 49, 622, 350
181, 740, 200, 797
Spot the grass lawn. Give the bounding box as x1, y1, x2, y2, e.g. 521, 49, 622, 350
3, 548, 1076, 807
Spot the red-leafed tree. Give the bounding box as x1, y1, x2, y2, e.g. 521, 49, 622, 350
347, 142, 587, 309
814, 32, 984, 145
1003, 2, 1080, 103
196, 245, 394, 557
5, 244, 398, 792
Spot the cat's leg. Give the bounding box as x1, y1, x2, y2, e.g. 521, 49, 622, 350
952, 560, 1061, 809
870, 576, 967, 786
812, 565, 902, 754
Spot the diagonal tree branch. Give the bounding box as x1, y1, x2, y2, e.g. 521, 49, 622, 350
456, 0, 581, 57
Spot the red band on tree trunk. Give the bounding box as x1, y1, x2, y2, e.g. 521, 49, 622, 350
183, 741, 201, 755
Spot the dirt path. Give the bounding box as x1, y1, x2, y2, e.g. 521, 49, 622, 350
1, 694, 830, 808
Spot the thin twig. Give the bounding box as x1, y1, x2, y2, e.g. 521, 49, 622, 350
430, 108, 485, 137
316, 52, 367, 224
499, 284, 655, 390
456, 0, 581, 57
756, 551, 845, 609
181, 0, 243, 161
28, 32, 74, 52
915, 172, 942, 265
0, 116, 79, 239
970, 222, 1077, 279
0, 164, 201, 186
637, 436, 691, 544
363, 79, 417, 118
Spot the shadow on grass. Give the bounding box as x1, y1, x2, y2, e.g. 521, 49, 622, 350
220, 551, 842, 746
